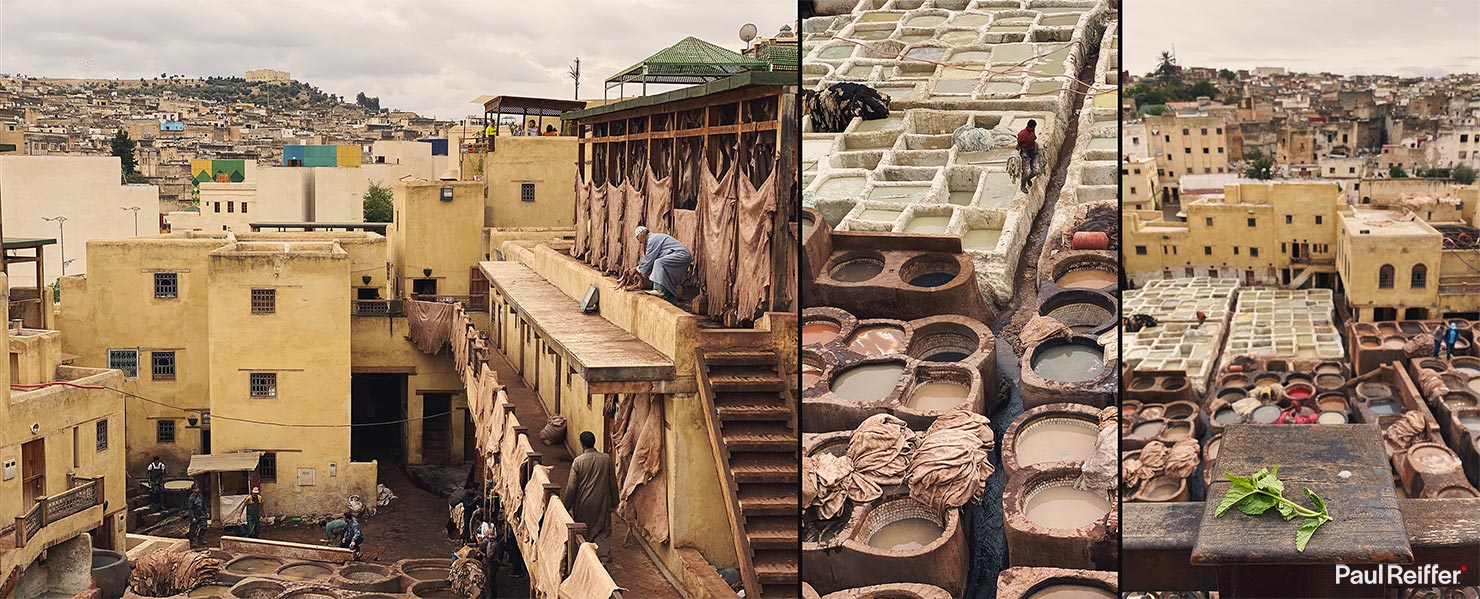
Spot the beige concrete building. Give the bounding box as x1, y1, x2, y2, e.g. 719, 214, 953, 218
0, 273, 127, 597
0, 156, 161, 288
1336, 206, 1442, 321
1122, 156, 1158, 212
1124, 181, 1342, 288
245, 69, 291, 83
1144, 113, 1233, 192
480, 136, 578, 229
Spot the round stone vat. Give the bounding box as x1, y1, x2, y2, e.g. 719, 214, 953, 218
274, 562, 334, 582
1398, 442, 1468, 498
229, 578, 288, 599
186, 585, 234, 597
996, 567, 1118, 599
1137, 404, 1165, 420
1001, 403, 1101, 475
1133, 475, 1189, 503
832, 359, 909, 404
828, 250, 889, 284
279, 588, 340, 599
847, 322, 909, 358
220, 557, 285, 585
803, 349, 827, 392
330, 562, 401, 593
905, 320, 984, 364
394, 558, 454, 585
1452, 356, 1480, 376
1219, 373, 1249, 388
1021, 335, 1114, 410
1004, 464, 1117, 569
1037, 288, 1116, 336
819, 582, 954, 599
1203, 434, 1224, 488
1315, 392, 1350, 416
1122, 418, 1165, 451
1356, 381, 1396, 402
894, 364, 982, 428
1042, 252, 1118, 294
92, 549, 130, 599
898, 253, 962, 288
408, 580, 463, 599
805, 355, 909, 434
837, 494, 967, 597
1314, 372, 1346, 391
1283, 382, 1316, 402
1206, 399, 1240, 435
1052, 262, 1116, 292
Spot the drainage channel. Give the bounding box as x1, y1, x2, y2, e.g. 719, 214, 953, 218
968, 35, 1104, 599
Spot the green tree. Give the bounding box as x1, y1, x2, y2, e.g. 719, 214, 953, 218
1139, 104, 1168, 116
110, 130, 140, 181
1389, 165, 1408, 179
363, 182, 393, 223
1219, 68, 1237, 81
1246, 155, 1275, 180
1187, 80, 1220, 100
1454, 164, 1477, 185
1154, 50, 1179, 81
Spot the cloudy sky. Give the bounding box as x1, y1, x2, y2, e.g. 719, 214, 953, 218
1127, 0, 1480, 78
0, 0, 794, 119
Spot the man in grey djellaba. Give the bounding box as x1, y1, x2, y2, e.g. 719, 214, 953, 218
625, 225, 692, 303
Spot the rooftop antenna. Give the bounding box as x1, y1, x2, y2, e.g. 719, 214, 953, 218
739, 23, 758, 52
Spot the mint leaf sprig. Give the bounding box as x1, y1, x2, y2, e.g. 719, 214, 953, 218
1214, 466, 1333, 551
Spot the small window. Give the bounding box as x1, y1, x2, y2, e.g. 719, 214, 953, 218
1185, 267, 1195, 277
1201, 128, 1208, 135
520, 183, 535, 202
241, 202, 248, 214
154, 273, 178, 299
227, 201, 235, 213
214, 202, 221, 213
1378, 264, 1395, 289
1204, 246, 1213, 255
1234, 247, 1241, 255
1182, 128, 1190, 135
1285, 215, 1293, 224
1184, 148, 1192, 154
157, 419, 175, 444
1205, 217, 1213, 226
96, 419, 108, 451
1218, 147, 1224, 153
1135, 246, 1147, 255
1247, 218, 1256, 227
108, 349, 139, 380
259, 452, 277, 482
1132, 137, 1139, 144
152, 351, 176, 381
1411, 264, 1427, 289
251, 372, 277, 398
1251, 247, 1259, 257
440, 187, 454, 201
1164, 135, 1170, 143
1203, 148, 1210, 154
1315, 215, 1323, 225
251, 288, 276, 314
1217, 128, 1223, 134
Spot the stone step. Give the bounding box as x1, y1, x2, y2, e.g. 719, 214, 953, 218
704, 350, 775, 366
714, 393, 791, 421
730, 452, 798, 484
710, 373, 783, 393
721, 422, 796, 452
737, 486, 796, 516
745, 515, 798, 549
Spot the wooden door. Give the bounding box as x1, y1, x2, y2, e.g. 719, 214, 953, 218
22, 438, 45, 504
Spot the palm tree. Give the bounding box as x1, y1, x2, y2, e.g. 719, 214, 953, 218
1155, 50, 1179, 81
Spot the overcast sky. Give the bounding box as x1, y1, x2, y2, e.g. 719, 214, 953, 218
1127, 0, 1480, 78
0, 0, 794, 119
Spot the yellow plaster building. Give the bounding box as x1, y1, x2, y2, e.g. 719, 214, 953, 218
1122, 156, 1158, 212
1144, 113, 1233, 183
1, 272, 127, 597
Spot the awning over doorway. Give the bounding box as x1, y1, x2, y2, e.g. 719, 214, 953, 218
187, 452, 263, 476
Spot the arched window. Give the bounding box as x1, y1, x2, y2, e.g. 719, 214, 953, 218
1411, 264, 1427, 289
1379, 264, 1395, 289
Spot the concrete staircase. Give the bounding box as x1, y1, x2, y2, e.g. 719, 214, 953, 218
696, 348, 798, 599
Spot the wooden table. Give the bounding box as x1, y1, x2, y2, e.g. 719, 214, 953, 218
1191, 424, 1412, 597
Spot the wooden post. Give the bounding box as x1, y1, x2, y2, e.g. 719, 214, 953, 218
771, 91, 798, 313
14, 516, 25, 548
565, 521, 588, 577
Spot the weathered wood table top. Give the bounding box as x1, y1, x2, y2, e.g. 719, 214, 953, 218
1192, 424, 1412, 565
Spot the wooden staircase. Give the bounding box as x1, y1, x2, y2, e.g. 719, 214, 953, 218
696, 348, 799, 599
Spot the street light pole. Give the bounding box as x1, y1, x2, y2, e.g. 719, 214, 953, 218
121, 206, 140, 236
42, 216, 67, 276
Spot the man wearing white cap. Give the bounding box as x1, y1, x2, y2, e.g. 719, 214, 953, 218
243, 486, 264, 538
626, 225, 692, 304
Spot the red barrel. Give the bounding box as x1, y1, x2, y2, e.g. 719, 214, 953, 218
1071, 231, 1109, 250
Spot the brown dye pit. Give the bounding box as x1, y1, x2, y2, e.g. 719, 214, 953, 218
1438, 487, 1480, 498
1032, 343, 1104, 382
232, 584, 287, 599
417, 592, 463, 599
281, 592, 336, 599
802, 363, 824, 388
1316, 374, 1345, 388
803, 322, 841, 346
849, 326, 906, 356
1130, 421, 1164, 438
1410, 446, 1461, 474
1359, 382, 1395, 401
1455, 365, 1480, 376
832, 260, 885, 282
1015, 419, 1097, 467
866, 517, 945, 551
1138, 405, 1165, 419
405, 566, 451, 580
228, 558, 282, 574
1443, 395, 1476, 410
345, 570, 386, 581
1317, 396, 1348, 412
278, 564, 333, 580
1055, 269, 1115, 290
832, 363, 906, 402
187, 586, 232, 597
1469, 380, 1480, 396
1161, 422, 1192, 441
1025, 585, 1116, 599
1025, 484, 1111, 529
1254, 374, 1282, 387
1461, 415, 1480, 432
904, 381, 969, 412
1358, 336, 1381, 348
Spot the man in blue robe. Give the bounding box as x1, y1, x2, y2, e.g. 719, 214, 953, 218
626, 226, 691, 303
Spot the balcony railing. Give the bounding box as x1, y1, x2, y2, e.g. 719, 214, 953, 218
352, 299, 404, 317
411, 294, 488, 313
13, 475, 103, 548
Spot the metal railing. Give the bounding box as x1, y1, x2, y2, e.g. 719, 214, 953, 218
411, 294, 488, 312
352, 299, 404, 316
13, 475, 103, 548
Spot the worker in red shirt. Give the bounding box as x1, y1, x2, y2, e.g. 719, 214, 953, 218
1017, 120, 1038, 192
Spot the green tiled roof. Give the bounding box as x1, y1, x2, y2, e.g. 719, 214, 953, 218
608, 37, 770, 86
755, 42, 800, 69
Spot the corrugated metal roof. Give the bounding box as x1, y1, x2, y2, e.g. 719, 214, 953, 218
187, 452, 263, 475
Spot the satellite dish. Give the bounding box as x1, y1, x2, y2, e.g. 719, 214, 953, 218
739, 23, 758, 46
